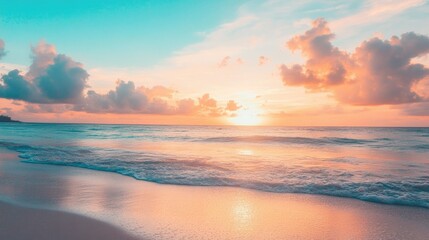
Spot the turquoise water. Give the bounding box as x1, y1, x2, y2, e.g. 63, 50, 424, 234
1, 123, 428, 208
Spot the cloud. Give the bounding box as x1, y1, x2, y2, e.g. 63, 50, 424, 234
73, 80, 174, 114
37, 54, 89, 102
26, 41, 57, 79
402, 102, 429, 116
9, 78, 237, 116
281, 18, 349, 89
197, 93, 224, 116
331, 0, 426, 32
0, 41, 89, 103
71, 80, 237, 116
0, 70, 40, 102
337, 33, 429, 105
226, 100, 240, 111
176, 98, 198, 115
218, 56, 231, 67
142, 85, 175, 99
258, 56, 269, 65
25, 103, 73, 113
0, 41, 239, 117
281, 18, 429, 105
198, 93, 217, 108
0, 39, 5, 59
218, 56, 246, 68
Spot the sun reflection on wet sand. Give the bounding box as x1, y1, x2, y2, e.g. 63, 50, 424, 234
231, 198, 253, 229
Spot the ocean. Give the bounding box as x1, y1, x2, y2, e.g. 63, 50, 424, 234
1, 123, 428, 208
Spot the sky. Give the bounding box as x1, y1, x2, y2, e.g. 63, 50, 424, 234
1, 0, 429, 126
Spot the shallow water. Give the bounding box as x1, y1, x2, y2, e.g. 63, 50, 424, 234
1, 123, 428, 207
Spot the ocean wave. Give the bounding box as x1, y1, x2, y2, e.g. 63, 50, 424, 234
202, 135, 377, 145
199, 135, 429, 152
413, 144, 429, 150
2, 141, 428, 209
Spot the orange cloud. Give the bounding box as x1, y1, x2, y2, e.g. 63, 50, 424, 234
226, 100, 240, 111
281, 18, 429, 105
197, 93, 224, 116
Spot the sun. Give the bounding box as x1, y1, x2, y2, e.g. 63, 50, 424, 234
229, 108, 262, 126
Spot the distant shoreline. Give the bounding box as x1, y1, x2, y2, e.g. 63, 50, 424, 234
0, 115, 21, 123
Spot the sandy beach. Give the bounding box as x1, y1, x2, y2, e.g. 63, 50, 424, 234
1, 147, 429, 239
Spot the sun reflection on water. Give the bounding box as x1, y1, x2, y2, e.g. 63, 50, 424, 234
237, 149, 254, 156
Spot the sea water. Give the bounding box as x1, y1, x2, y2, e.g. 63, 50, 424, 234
1, 123, 428, 208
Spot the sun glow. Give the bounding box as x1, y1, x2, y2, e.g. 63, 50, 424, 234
229, 109, 262, 126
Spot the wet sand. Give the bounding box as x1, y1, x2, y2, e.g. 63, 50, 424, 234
0, 200, 140, 240
1, 148, 429, 239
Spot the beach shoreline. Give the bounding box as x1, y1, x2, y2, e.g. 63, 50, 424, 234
1, 147, 429, 239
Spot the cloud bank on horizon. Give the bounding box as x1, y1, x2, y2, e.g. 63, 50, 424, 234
0, 41, 238, 117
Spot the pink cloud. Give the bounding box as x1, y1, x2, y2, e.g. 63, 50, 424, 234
281, 18, 429, 105
258, 56, 269, 66
26, 41, 57, 79
218, 56, 231, 67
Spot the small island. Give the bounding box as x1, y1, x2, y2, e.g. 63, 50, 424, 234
0, 115, 20, 122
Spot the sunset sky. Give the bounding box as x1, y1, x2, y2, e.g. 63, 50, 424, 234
1, 0, 429, 126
